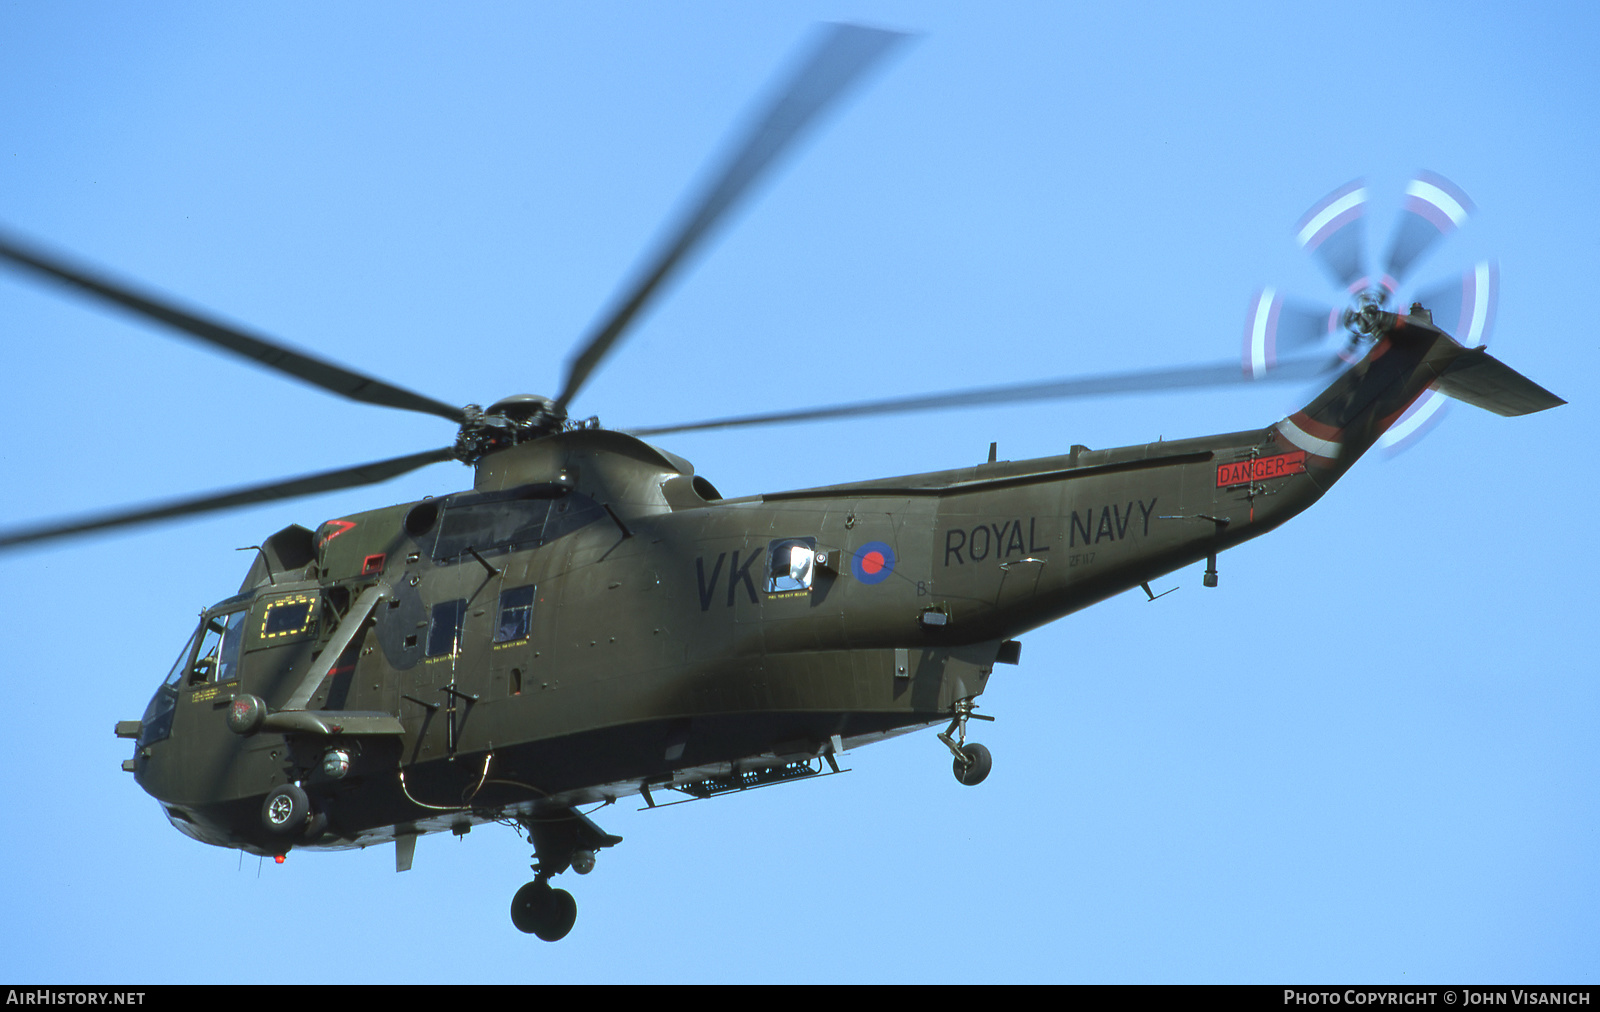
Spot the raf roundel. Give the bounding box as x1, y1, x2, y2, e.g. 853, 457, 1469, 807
851, 541, 896, 585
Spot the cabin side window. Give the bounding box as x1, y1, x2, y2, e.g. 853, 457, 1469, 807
496, 585, 536, 644
766, 537, 818, 594
433, 500, 549, 561
429, 490, 608, 562
427, 599, 467, 658
543, 495, 607, 542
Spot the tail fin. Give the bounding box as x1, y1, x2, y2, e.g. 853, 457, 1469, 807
1430, 347, 1566, 417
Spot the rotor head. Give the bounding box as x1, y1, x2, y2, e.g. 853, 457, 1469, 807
454, 395, 583, 463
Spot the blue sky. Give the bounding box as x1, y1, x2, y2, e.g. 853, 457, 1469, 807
0, 1, 1594, 984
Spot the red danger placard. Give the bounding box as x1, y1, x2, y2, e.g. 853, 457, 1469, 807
1216, 450, 1307, 487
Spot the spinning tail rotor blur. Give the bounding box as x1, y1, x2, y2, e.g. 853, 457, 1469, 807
1241, 172, 1501, 453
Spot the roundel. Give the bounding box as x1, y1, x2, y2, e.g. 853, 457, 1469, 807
851, 541, 896, 585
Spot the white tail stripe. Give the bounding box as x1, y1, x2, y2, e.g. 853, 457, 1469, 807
1277, 417, 1343, 458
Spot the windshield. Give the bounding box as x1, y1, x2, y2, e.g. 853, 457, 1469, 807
143, 623, 204, 747
140, 607, 248, 749
161, 624, 202, 687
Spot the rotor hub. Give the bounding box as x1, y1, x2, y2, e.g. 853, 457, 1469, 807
454, 394, 580, 463
1342, 290, 1389, 339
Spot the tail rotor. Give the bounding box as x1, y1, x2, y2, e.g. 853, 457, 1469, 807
1243, 172, 1501, 453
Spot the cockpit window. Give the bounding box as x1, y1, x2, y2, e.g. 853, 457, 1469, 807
766, 537, 818, 595
189, 610, 248, 685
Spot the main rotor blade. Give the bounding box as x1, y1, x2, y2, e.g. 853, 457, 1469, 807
629, 355, 1344, 437
0, 231, 465, 423
554, 23, 908, 411
0, 447, 456, 552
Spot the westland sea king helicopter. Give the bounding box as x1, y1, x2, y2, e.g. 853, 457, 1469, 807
0, 25, 1565, 941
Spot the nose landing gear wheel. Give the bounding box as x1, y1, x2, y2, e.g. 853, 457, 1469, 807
952, 742, 992, 786
511, 879, 578, 941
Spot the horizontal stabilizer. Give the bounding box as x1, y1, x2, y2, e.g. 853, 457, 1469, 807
1433, 348, 1566, 417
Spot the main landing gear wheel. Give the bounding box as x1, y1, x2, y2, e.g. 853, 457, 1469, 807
952, 742, 992, 786
261, 783, 309, 834
511, 879, 578, 941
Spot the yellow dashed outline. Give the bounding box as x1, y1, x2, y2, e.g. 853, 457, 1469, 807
259, 594, 317, 641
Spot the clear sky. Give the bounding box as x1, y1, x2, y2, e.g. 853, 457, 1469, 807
0, 1, 1593, 985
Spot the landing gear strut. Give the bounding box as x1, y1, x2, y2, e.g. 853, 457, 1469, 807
937, 697, 994, 787
508, 806, 622, 941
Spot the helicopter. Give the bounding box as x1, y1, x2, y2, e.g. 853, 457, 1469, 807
0, 24, 1565, 944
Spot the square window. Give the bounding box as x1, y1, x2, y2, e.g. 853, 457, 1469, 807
496, 585, 536, 643
260, 596, 316, 640
766, 537, 818, 594
427, 599, 466, 658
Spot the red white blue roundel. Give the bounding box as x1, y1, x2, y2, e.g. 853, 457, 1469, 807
852, 541, 895, 585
